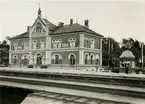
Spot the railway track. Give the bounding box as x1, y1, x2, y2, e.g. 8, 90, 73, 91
1, 69, 145, 104
22, 91, 130, 104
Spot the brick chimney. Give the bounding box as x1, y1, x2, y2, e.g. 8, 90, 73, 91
58, 22, 64, 27
70, 19, 73, 25
84, 20, 89, 28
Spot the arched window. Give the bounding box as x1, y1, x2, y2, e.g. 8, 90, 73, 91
90, 38, 95, 48
52, 38, 62, 48
69, 54, 75, 65
13, 55, 18, 65
22, 42, 24, 50
90, 55, 94, 64
55, 55, 59, 64
52, 54, 62, 64
85, 54, 89, 64
36, 53, 42, 65
40, 40, 45, 49
13, 43, 18, 50
95, 54, 100, 64
69, 37, 76, 47
36, 23, 42, 34
33, 40, 37, 49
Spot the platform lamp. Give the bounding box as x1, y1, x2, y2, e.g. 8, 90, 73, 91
0, 48, 2, 65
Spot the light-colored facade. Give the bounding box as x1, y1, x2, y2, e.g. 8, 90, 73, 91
9, 8, 103, 69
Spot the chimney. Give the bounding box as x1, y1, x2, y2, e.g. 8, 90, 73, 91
70, 19, 73, 25
27, 26, 30, 32
84, 20, 89, 28
58, 22, 64, 27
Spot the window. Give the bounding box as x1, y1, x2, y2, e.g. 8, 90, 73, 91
69, 37, 76, 47
55, 55, 59, 64
22, 42, 28, 50
52, 38, 62, 48
33, 40, 37, 49
96, 54, 100, 64
90, 39, 95, 48
84, 40, 90, 48
84, 38, 95, 48
40, 40, 45, 49
69, 54, 75, 65
52, 54, 62, 64
24, 42, 29, 50
22, 42, 25, 50
13, 55, 18, 64
90, 54, 94, 64
13, 43, 18, 50
58, 39, 62, 48
85, 54, 89, 64
36, 23, 42, 34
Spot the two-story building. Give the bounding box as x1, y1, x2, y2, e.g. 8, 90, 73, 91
9, 8, 103, 69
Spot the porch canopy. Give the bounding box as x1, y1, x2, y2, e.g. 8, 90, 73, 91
120, 50, 135, 60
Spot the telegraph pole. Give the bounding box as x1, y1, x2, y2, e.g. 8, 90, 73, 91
108, 38, 110, 68
142, 42, 144, 69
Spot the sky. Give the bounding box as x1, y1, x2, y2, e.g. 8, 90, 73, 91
0, 0, 145, 43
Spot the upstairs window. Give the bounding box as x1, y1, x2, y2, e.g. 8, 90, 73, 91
52, 38, 62, 48
84, 38, 95, 48
33, 40, 37, 49
22, 42, 25, 50
69, 37, 76, 47
40, 40, 45, 49
13, 43, 18, 50
36, 23, 42, 34
22, 42, 29, 50
24, 42, 29, 50
90, 38, 95, 48
84, 40, 91, 48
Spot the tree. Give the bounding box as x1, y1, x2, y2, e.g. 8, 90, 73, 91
120, 38, 144, 66
102, 37, 121, 67
0, 40, 9, 66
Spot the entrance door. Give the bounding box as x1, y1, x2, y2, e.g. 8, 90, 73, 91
55, 55, 59, 64
70, 54, 75, 66
36, 53, 42, 65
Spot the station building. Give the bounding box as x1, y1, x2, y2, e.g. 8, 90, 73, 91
9, 8, 103, 69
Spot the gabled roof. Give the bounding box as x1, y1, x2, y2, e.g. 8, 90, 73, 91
42, 18, 56, 31
51, 23, 103, 37
120, 50, 135, 58
9, 32, 29, 40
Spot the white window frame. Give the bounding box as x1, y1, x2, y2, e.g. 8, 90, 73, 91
13, 43, 18, 50
69, 37, 76, 47
40, 40, 45, 49
33, 40, 37, 49
90, 38, 95, 48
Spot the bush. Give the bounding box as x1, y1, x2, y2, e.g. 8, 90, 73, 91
28, 65, 33, 68
41, 65, 48, 69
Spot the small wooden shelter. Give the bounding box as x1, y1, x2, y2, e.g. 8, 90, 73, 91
119, 50, 135, 73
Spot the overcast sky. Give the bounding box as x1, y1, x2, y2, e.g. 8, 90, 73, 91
0, 0, 145, 43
